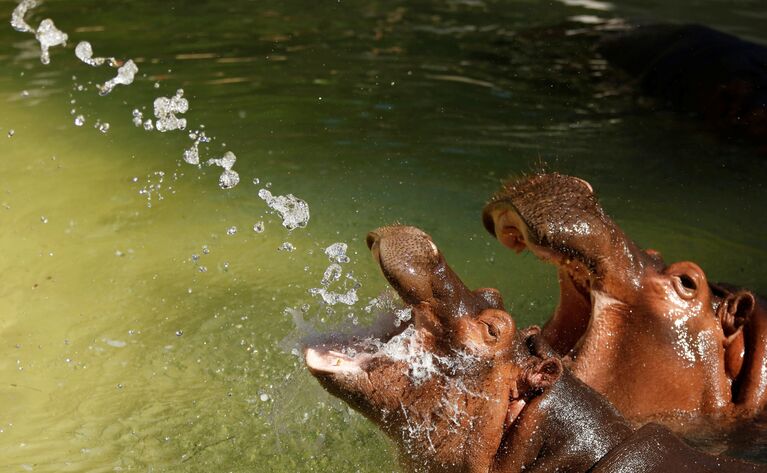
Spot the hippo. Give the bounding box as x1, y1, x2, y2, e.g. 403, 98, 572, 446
482, 173, 767, 424
304, 225, 767, 472
597, 24, 767, 146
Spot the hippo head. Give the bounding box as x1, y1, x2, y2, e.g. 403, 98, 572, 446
482, 173, 759, 421
305, 226, 563, 472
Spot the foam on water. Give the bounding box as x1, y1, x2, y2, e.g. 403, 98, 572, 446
258, 189, 310, 230
35, 19, 67, 65
97, 60, 138, 95
153, 89, 188, 132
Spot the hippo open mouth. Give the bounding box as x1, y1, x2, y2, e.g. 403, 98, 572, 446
483, 173, 767, 421
305, 225, 506, 382
481, 173, 659, 358
304, 225, 544, 471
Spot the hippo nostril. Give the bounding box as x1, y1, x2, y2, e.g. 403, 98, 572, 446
366, 232, 379, 250
673, 274, 698, 300
679, 275, 697, 291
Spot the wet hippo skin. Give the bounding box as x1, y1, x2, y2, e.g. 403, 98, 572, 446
304, 225, 766, 472
483, 173, 767, 424
598, 24, 767, 146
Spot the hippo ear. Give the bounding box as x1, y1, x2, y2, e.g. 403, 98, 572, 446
525, 357, 563, 391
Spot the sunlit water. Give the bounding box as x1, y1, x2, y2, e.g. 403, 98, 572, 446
0, 0, 766, 471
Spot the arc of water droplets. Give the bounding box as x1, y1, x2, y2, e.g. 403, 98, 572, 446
75, 41, 138, 95
12, 0, 68, 64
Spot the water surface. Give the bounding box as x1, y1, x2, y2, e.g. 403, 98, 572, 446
0, 0, 766, 471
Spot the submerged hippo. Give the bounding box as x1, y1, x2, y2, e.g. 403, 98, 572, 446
482, 173, 767, 423
304, 225, 766, 472
598, 24, 767, 146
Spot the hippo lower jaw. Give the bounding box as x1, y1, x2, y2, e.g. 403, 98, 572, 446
305, 347, 369, 376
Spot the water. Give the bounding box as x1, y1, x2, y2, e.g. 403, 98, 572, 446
0, 0, 766, 471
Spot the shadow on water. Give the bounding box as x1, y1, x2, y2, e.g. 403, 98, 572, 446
0, 0, 766, 471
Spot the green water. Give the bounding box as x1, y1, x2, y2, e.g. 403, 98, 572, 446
0, 0, 765, 471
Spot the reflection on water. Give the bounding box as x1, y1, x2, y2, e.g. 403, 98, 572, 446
0, 0, 766, 471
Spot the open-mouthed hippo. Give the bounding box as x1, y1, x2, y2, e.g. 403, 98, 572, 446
482, 173, 767, 423
304, 225, 767, 472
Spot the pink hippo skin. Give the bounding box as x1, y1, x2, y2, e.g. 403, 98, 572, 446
482, 173, 767, 425
304, 225, 766, 472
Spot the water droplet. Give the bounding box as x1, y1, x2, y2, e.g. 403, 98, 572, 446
218, 169, 240, 189
153, 89, 188, 132
35, 19, 68, 65
98, 60, 138, 95
258, 189, 310, 231
278, 242, 295, 252
131, 109, 143, 127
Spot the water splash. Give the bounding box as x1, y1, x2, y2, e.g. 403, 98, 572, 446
258, 189, 310, 231
94, 120, 110, 133
182, 131, 210, 165
75, 41, 117, 67
218, 169, 240, 189
324, 242, 350, 264
309, 254, 361, 306
206, 151, 240, 189
35, 19, 68, 65
153, 89, 188, 132
131, 109, 143, 127
393, 307, 412, 327
98, 60, 138, 95
10, 0, 37, 33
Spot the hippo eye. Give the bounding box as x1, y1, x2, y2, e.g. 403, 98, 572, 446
672, 274, 698, 300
